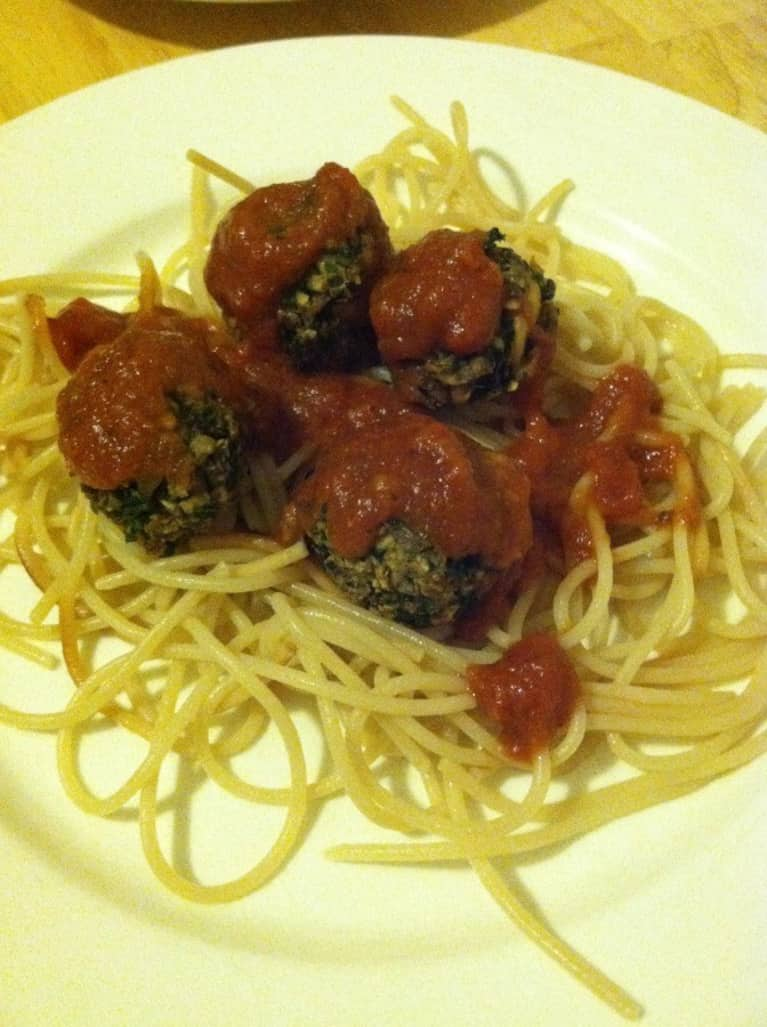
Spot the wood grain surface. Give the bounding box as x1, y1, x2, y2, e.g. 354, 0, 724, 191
1, 0, 765, 130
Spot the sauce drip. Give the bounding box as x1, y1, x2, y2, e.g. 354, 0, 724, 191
467, 633, 581, 762
509, 363, 696, 565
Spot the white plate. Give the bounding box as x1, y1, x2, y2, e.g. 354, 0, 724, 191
1, 36, 766, 1027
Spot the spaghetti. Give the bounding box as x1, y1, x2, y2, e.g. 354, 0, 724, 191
1, 98, 766, 1021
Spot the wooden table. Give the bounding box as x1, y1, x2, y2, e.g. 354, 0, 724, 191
1, 0, 765, 132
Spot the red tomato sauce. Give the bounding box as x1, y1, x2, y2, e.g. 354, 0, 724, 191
48, 298, 128, 371
235, 351, 413, 462
508, 363, 696, 565
466, 632, 581, 762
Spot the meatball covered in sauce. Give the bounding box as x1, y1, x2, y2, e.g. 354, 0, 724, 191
204, 162, 393, 372
285, 411, 532, 627
370, 227, 556, 409
56, 307, 257, 554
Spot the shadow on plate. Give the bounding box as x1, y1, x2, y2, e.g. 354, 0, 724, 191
68, 0, 543, 51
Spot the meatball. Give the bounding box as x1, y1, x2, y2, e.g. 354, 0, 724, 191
204, 162, 392, 372
306, 512, 493, 628
56, 308, 252, 554
286, 411, 532, 627
370, 227, 556, 409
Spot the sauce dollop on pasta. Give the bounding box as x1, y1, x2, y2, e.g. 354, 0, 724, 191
48, 297, 128, 371
467, 633, 581, 762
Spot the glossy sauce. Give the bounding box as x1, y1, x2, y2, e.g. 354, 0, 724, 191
57, 309, 247, 490
466, 632, 581, 762
204, 162, 392, 349
370, 229, 504, 362
288, 411, 532, 568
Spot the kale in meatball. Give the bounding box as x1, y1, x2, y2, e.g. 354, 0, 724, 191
277, 238, 379, 372
83, 391, 242, 555
306, 510, 494, 628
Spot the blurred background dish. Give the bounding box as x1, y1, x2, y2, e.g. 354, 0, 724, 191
1, 1, 764, 131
